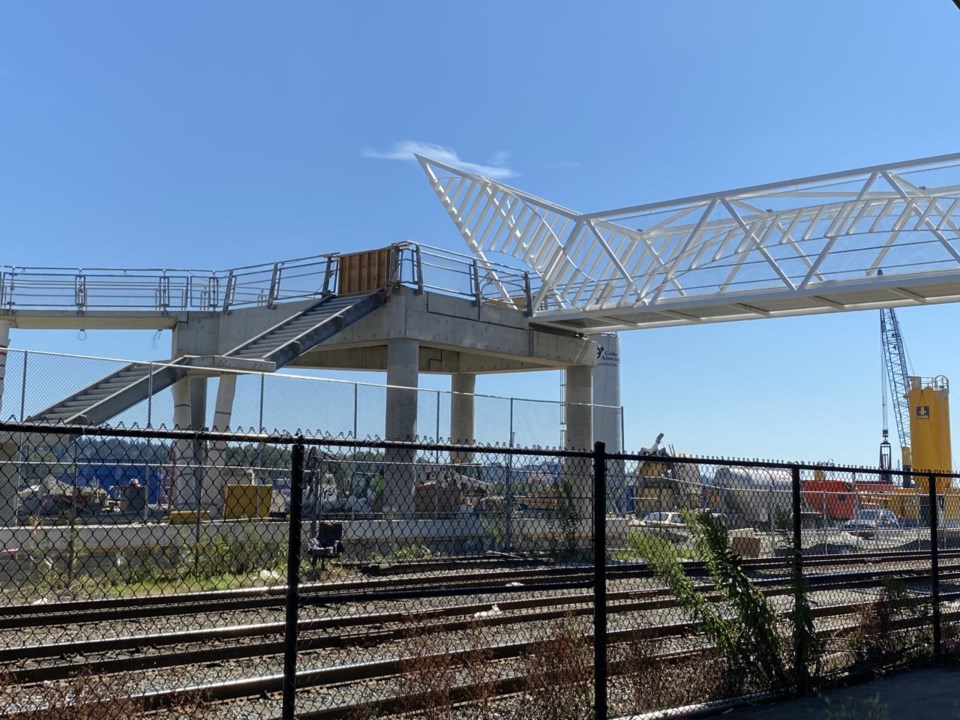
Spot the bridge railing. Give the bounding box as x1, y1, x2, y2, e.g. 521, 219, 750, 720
0, 243, 532, 315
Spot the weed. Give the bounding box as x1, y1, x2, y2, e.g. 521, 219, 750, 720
510, 616, 593, 720
823, 694, 888, 720
844, 577, 930, 673
632, 511, 788, 695
615, 634, 730, 713
398, 618, 496, 720
374, 543, 438, 563
0, 671, 210, 720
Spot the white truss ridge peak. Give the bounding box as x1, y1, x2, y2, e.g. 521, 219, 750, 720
418, 152, 960, 332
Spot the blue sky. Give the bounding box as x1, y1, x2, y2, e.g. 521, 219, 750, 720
2, 1, 960, 465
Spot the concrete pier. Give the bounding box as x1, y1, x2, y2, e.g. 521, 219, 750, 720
450, 372, 476, 464
384, 339, 419, 516
564, 365, 594, 522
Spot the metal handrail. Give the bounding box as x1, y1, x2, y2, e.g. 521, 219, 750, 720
0, 243, 531, 315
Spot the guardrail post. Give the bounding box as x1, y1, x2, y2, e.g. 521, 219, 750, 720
2, 270, 14, 311
414, 245, 424, 294
283, 435, 305, 720
155, 274, 170, 312
268, 263, 281, 308
388, 246, 401, 286
593, 440, 607, 720
74, 275, 87, 311
322, 256, 333, 295
522, 272, 533, 316
222, 271, 235, 313
470, 259, 482, 305
930, 473, 942, 662
791, 464, 807, 694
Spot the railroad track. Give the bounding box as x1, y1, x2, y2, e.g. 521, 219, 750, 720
2, 549, 955, 718
5, 590, 952, 720
2, 547, 952, 629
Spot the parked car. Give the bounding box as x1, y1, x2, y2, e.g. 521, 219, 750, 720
844, 508, 900, 532
639, 511, 684, 527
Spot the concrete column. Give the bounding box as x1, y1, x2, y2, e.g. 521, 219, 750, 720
187, 377, 211, 515
564, 365, 593, 451
171, 379, 193, 510
189, 377, 207, 429
0, 321, 9, 420
450, 372, 476, 465
564, 365, 594, 526
0, 435, 18, 526
173, 378, 191, 431
208, 373, 238, 519
384, 339, 418, 516
592, 334, 626, 513
211, 374, 236, 432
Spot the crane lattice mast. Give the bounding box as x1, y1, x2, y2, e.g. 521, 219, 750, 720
880, 307, 912, 471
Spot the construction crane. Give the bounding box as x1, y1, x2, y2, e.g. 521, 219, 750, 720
879, 307, 913, 475
879, 303, 953, 515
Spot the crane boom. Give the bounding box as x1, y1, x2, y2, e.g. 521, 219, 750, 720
880, 307, 912, 470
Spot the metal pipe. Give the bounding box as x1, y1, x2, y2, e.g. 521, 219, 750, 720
592, 440, 608, 720
0, 321, 9, 419
930, 473, 942, 662
791, 465, 807, 693
147, 363, 154, 429
283, 437, 306, 720
19, 349, 27, 422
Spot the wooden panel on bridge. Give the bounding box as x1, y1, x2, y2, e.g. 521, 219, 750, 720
338, 247, 393, 296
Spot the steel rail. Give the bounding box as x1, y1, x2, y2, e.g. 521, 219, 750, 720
5, 558, 957, 685
1, 547, 953, 629
7, 597, 951, 720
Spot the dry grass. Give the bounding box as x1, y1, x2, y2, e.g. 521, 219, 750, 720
843, 578, 931, 673
398, 618, 497, 720
507, 616, 593, 720
613, 635, 732, 715
0, 671, 210, 720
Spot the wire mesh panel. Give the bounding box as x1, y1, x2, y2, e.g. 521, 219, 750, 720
0, 422, 953, 719
20, 351, 130, 423
290, 438, 598, 720
0, 349, 26, 422
605, 454, 790, 716
797, 466, 938, 684
262, 373, 360, 436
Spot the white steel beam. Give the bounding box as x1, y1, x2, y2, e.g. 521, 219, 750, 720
419, 152, 960, 333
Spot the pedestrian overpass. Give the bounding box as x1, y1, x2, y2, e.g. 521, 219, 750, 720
2, 151, 960, 442
419, 151, 960, 331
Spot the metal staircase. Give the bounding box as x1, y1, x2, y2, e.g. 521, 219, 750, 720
28, 291, 387, 425
225, 292, 386, 367
29, 360, 188, 425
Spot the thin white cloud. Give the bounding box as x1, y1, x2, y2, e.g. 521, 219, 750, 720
546, 160, 581, 169
362, 141, 517, 179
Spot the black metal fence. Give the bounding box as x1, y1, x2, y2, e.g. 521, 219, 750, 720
0, 421, 955, 719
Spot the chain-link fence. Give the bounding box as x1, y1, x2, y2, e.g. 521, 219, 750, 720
0, 421, 955, 719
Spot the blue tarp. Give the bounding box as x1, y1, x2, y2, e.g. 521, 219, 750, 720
66, 464, 163, 504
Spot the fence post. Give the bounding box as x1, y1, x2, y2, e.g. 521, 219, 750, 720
593, 440, 607, 720
19, 350, 28, 422
283, 436, 306, 720
791, 464, 807, 694
930, 473, 941, 663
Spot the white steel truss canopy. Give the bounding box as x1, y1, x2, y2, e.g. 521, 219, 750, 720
418, 152, 960, 333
